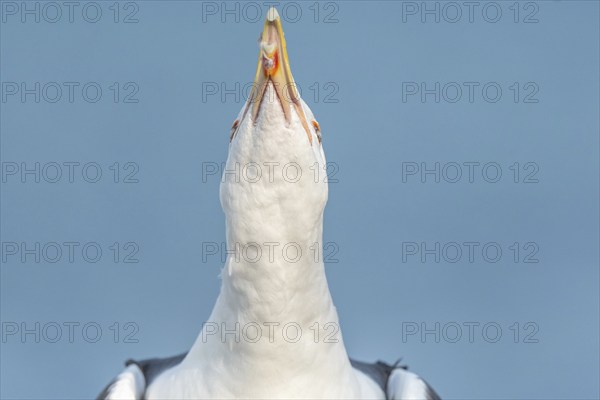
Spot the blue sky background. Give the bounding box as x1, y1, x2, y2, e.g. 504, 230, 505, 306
1, 1, 599, 399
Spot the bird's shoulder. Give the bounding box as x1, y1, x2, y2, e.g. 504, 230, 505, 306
386, 364, 441, 400
97, 362, 146, 400
351, 358, 441, 400
97, 353, 187, 400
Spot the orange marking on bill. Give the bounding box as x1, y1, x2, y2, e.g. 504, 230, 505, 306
263, 51, 279, 76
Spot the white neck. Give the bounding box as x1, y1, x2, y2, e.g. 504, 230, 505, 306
178, 92, 365, 398
219, 217, 334, 323
182, 220, 361, 398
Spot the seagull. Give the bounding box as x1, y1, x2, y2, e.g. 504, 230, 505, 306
98, 8, 440, 400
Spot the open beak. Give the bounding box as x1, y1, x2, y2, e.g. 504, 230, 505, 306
240, 7, 313, 145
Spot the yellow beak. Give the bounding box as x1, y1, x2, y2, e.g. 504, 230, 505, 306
244, 7, 312, 145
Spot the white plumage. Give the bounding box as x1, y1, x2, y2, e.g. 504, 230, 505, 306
99, 8, 439, 400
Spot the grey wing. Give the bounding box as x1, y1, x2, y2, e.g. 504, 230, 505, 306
387, 367, 441, 400
350, 359, 392, 392
97, 363, 146, 400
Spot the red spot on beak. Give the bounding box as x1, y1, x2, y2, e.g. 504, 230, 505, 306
263, 51, 279, 76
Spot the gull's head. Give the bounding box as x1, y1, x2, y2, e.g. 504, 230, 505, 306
220, 7, 328, 242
